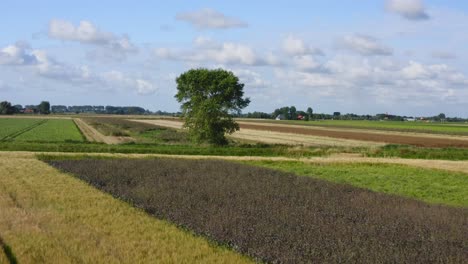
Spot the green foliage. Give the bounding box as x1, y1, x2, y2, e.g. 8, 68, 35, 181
175, 68, 250, 145
0, 101, 15, 115
38, 101, 50, 114
245, 160, 468, 207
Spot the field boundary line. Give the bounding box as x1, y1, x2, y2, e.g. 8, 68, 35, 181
0, 120, 48, 142
7, 151, 468, 175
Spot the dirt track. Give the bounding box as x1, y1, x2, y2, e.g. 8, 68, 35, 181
74, 118, 133, 144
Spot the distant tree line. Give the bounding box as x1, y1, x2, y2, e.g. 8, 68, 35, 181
1, 101, 50, 115
238, 106, 465, 122
51, 105, 149, 115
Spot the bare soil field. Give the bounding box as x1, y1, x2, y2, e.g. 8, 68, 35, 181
48, 158, 468, 263
131, 119, 383, 147
74, 118, 134, 144
240, 123, 468, 148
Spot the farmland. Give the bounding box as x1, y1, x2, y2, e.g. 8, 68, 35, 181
0, 118, 84, 142
0, 118, 45, 140
47, 158, 468, 263
241, 119, 468, 135
136, 119, 468, 148
0, 153, 249, 263
1, 116, 468, 263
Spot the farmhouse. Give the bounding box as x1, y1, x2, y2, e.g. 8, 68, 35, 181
276, 114, 286, 120
24, 108, 35, 114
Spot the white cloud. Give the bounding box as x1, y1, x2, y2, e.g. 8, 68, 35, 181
48, 19, 137, 60
102, 71, 157, 95
282, 36, 324, 56
386, 0, 430, 20
0, 42, 37, 65
293, 55, 327, 73
232, 69, 270, 89
275, 55, 468, 106
176, 8, 248, 29
155, 37, 281, 66
32, 50, 95, 83
338, 34, 393, 56
136, 79, 158, 95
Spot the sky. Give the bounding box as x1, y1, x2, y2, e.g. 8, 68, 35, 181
1, 0, 468, 117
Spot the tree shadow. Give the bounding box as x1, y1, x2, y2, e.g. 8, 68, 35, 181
0, 236, 17, 264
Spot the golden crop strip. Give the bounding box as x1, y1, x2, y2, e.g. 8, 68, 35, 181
0, 155, 250, 263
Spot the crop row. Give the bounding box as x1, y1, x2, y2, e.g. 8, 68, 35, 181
0, 118, 84, 142
0, 118, 45, 140
48, 158, 468, 263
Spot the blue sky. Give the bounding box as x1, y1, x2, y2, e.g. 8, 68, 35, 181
1, 0, 468, 116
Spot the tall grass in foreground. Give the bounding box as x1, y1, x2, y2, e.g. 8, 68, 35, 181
49, 158, 468, 263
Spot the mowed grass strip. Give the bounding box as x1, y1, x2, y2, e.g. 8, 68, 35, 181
245, 161, 468, 207
0, 118, 44, 140
0, 156, 250, 263
14, 119, 84, 142
48, 158, 468, 263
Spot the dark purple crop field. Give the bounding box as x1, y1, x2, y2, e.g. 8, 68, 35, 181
48, 158, 468, 263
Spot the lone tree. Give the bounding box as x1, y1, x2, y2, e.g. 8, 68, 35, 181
175, 68, 250, 145
38, 101, 50, 114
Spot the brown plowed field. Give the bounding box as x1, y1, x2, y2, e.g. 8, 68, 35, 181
239, 123, 468, 148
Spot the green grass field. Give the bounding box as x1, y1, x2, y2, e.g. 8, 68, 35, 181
13, 119, 84, 142
242, 119, 468, 135
244, 160, 468, 207
0, 118, 45, 140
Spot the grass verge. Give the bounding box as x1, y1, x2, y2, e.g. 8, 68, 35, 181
0, 155, 250, 263
0, 141, 337, 157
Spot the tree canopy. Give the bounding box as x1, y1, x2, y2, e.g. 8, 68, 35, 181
0, 101, 14, 115
38, 101, 50, 114
175, 68, 250, 145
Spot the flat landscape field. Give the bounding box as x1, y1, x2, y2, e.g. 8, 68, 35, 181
0, 118, 84, 142
1, 116, 468, 263
240, 119, 468, 135
47, 157, 467, 263
134, 119, 468, 148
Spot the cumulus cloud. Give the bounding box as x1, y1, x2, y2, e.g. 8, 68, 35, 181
0, 42, 37, 65
32, 50, 95, 83
386, 0, 430, 20
293, 55, 328, 73
176, 8, 248, 29
276, 55, 468, 105
155, 37, 281, 66
282, 36, 324, 56
338, 34, 393, 56
136, 79, 158, 95
232, 69, 270, 89
48, 19, 137, 60
101, 71, 157, 95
